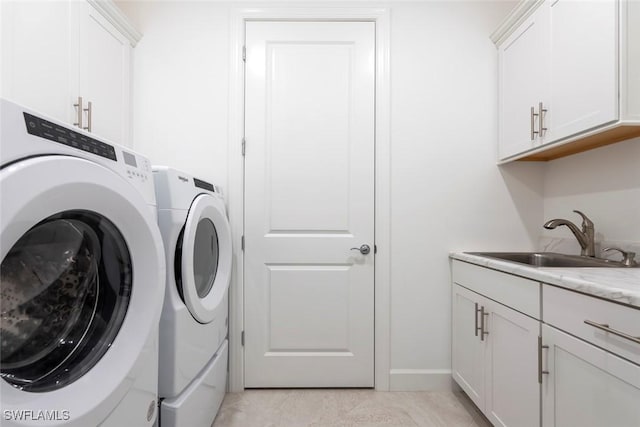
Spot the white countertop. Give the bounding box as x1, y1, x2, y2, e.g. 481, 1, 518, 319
450, 252, 640, 309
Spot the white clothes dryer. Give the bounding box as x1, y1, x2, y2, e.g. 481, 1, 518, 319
0, 99, 166, 426
153, 167, 231, 426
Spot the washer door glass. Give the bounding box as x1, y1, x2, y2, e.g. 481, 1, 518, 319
0, 210, 131, 393
192, 218, 219, 299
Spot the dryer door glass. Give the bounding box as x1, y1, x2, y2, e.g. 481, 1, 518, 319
0, 210, 131, 392
192, 218, 219, 298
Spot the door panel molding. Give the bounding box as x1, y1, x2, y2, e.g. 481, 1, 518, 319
227, 7, 391, 392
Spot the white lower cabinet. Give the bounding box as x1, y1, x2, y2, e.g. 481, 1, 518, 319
452, 283, 540, 427
453, 260, 640, 427
484, 299, 540, 427
541, 324, 640, 427
541, 283, 640, 427
452, 284, 485, 409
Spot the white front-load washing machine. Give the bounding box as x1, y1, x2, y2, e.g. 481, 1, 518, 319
153, 167, 231, 427
0, 99, 166, 426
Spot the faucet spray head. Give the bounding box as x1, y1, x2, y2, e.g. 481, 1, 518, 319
543, 219, 561, 229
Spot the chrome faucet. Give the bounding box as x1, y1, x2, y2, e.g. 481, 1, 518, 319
543, 210, 595, 257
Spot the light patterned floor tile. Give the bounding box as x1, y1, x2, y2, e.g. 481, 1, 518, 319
212, 390, 490, 427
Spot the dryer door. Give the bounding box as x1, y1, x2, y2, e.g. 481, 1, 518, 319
0, 156, 164, 426
177, 194, 231, 324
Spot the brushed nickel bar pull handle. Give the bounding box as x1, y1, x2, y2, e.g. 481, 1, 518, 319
530, 106, 539, 141
538, 336, 549, 383
584, 320, 640, 345
83, 101, 92, 132
538, 336, 542, 383
480, 306, 489, 341
475, 303, 481, 337
73, 96, 83, 128
539, 101, 547, 136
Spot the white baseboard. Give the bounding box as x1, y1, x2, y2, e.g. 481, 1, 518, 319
389, 369, 453, 391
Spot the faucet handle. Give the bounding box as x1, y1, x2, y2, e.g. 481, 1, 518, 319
603, 247, 638, 267
573, 210, 594, 229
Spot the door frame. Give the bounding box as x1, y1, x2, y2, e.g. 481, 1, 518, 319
227, 7, 391, 392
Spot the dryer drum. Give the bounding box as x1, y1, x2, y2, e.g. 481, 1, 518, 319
0, 210, 132, 392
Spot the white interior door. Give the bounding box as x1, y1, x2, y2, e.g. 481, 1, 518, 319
244, 21, 375, 388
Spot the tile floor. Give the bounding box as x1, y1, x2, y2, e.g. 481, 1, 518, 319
212, 389, 491, 427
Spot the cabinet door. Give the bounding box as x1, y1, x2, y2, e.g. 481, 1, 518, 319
452, 284, 485, 410
485, 299, 540, 427
547, 0, 618, 143
498, 1, 550, 160
79, 2, 131, 146
0, 1, 77, 123
542, 324, 640, 427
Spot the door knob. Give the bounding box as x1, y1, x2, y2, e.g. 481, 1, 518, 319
350, 244, 371, 255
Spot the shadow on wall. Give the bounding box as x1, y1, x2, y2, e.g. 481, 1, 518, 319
544, 137, 640, 198
542, 137, 640, 243
498, 161, 545, 243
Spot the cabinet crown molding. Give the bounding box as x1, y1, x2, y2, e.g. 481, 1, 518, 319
87, 0, 142, 47
490, 0, 544, 46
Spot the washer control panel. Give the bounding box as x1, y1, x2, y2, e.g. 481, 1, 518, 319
124, 151, 151, 183
24, 112, 117, 160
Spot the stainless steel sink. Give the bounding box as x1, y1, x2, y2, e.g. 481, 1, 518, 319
467, 252, 635, 268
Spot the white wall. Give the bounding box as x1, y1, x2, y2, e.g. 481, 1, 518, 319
122, 1, 230, 190
388, 1, 544, 390
120, 0, 545, 390
542, 137, 640, 252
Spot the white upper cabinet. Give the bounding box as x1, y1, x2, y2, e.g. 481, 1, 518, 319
498, 2, 550, 159
1, 1, 76, 124
1, 0, 140, 146
547, 0, 618, 143
80, 2, 132, 145
494, 0, 640, 162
